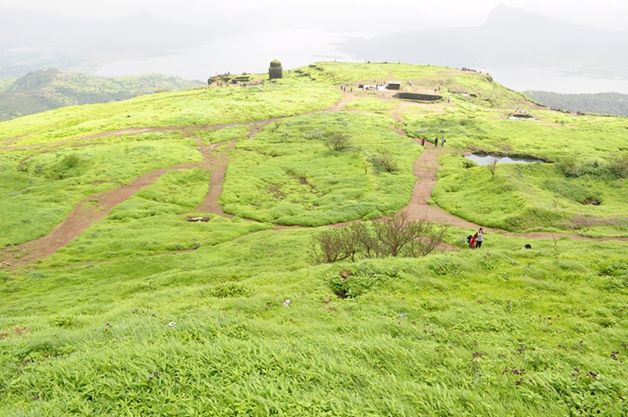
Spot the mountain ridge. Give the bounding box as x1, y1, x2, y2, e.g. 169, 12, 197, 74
0, 69, 203, 121
341, 4, 628, 77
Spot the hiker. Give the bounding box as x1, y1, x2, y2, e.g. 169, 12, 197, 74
468, 233, 477, 248
475, 228, 485, 248
421, 137, 426, 146
441, 137, 446, 147
434, 137, 439, 147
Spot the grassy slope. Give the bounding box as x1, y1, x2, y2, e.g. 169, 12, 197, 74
222, 112, 418, 226
401, 81, 628, 235
0, 132, 201, 247
434, 158, 628, 236
0, 62, 626, 416
0, 77, 340, 247
0, 77, 340, 144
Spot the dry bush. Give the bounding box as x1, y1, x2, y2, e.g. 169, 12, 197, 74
325, 132, 350, 152
370, 151, 398, 173
311, 213, 447, 263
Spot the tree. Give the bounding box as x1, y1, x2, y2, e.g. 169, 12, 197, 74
489, 157, 498, 179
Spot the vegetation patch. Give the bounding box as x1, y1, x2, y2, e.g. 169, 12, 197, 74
222, 112, 418, 226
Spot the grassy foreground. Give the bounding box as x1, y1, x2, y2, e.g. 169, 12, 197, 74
0, 62, 626, 416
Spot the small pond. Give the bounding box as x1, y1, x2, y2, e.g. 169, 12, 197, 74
465, 153, 546, 166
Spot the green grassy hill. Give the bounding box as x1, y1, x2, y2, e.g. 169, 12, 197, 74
0, 62, 626, 416
0, 69, 204, 121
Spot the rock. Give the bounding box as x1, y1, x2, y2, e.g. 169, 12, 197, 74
188, 217, 210, 223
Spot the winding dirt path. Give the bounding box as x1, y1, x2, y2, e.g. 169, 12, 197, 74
195, 139, 236, 215
402, 144, 477, 228
0, 93, 357, 153
1, 161, 199, 266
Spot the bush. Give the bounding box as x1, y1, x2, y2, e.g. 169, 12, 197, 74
325, 132, 350, 152
311, 213, 447, 263
329, 264, 398, 298
607, 154, 628, 178
370, 151, 398, 173
558, 158, 609, 178
46, 153, 84, 179
209, 283, 250, 298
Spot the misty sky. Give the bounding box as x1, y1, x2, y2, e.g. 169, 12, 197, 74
2, 0, 627, 93
2, 0, 627, 31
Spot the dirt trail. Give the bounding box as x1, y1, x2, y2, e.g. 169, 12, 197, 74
1, 161, 198, 265
1, 94, 357, 153
402, 145, 478, 228
195, 139, 236, 215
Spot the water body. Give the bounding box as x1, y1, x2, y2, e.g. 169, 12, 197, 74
465, 154, 546, 166
481, 66, 628, 94
96, 30, 360, 81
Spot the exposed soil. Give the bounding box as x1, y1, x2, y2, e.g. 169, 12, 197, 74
196, 139, 236, 215
402, 144, 478, 229
1, 161, 198, 266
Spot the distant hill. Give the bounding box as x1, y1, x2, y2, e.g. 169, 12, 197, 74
526, 91, 628, 116
0, 69, 203, 120
341, 4, 628, 81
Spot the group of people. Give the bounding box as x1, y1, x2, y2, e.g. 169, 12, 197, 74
466, 228, 485, 249
419, 136, 446, 147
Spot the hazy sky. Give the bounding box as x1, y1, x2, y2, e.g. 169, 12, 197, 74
2, 0, 627, 30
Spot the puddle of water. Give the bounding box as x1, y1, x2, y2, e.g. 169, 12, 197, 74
509, 115, 536, 121
465, 154, 545, 166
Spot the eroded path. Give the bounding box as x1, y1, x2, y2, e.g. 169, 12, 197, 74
195, 139, 235, 215
0, 94, 358, 152
1, 161, 198, 265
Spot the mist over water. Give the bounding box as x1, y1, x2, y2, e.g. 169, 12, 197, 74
96, 30, 359, 81
482, 67, 628, 94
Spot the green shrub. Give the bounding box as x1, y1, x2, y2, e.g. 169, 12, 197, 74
607, 154, 628, 178
325, 132, 350, 152
369, 150, 398, 173
328, 263, 399, 298
209, 283, 250, 298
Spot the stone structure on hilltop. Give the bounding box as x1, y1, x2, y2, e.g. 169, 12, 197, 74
269, 60, 283, 80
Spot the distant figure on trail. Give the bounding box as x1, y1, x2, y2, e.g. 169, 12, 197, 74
475, 228, 485, 248
434, 137, 439, 147
421, 137, 426, 146
441, 137, 446, 147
